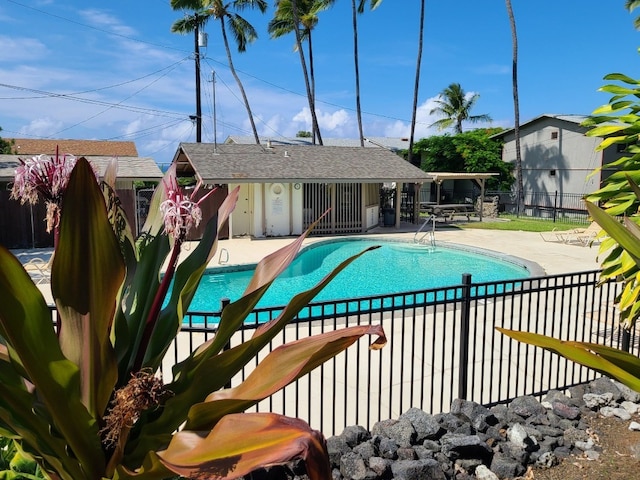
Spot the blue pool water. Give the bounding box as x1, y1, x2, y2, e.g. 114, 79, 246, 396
188, 239, 530, 314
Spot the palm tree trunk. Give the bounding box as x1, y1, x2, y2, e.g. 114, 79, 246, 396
408, 0, 425, 167
291, 0, 323, 144
506, 0, 523, 216
308, 32, 319, 144
220, 18, 261, 144
352, 0, 364, 147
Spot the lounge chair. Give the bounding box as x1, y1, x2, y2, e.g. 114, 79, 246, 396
539, 227, 572, 243
561, 221, 602, 246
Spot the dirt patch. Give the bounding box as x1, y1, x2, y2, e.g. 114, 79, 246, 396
527, 415, 640, 480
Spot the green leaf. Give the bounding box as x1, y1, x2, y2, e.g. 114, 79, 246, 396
586, 202, 640, 264
52, 157, 125, 418
603, 73, 640, 85
0, 247, 104, 478
587, 125, 628, 138
599, 84, 639, 96
497, 328, 640, 391
185, 324, 387, 430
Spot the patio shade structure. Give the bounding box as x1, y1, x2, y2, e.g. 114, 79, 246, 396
426, 172, 499, 222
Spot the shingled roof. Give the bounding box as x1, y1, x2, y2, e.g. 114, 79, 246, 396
9, 139, 138, 156
0, 155, 163, 182
173, 143, 432, 184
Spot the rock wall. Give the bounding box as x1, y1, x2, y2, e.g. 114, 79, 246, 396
476, 196, 500, 218
248, 377, 640, 480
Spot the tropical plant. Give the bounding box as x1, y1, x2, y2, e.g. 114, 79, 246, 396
505, 0, 524, 216
626, 0, 640, 29
429, 83, 492, 135
0, 155, 386, 479
269, 0, 333, 145
0, 436, 45, 479
407, 0, 425, 168
171, 0, 266, 145
0, 127, 15, 154
582, 72, 640, 327
413, 128, 513, 190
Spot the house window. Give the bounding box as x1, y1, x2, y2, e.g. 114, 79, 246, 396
549, 169, 556, 177
617, 143, 626, 153
551, 131, 559, 140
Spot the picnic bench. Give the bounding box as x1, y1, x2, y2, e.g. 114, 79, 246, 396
421, 203, 476, 221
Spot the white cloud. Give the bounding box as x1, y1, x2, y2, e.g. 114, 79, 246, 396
78, 9, 137, 37
0, 36, 47, 61
18, 117, 64, 137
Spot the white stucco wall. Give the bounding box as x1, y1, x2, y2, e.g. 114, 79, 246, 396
229, 182, 300, 237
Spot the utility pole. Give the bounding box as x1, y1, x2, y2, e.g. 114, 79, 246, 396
194, 13, 202, 143
211, 70, 217, 152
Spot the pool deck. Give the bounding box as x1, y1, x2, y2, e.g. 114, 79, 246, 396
15, 221, 601, 305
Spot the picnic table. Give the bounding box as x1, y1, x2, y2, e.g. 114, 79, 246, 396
421, 203, 476, 221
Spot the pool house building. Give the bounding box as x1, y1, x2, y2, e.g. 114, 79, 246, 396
171, 142, 433, 237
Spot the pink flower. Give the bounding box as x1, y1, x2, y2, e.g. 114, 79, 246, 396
159, 174, 203, 240
11, 152, 76, 206
10, 148, 99, 233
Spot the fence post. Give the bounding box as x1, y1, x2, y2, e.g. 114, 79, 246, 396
221, 297, 231, 388
553, 191, 558, 223
458, 274, 472, 400
622, 328, 631, 353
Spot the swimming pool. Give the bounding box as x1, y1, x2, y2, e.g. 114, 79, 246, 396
187, 239, 533, 314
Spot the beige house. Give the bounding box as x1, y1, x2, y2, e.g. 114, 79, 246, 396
172, 142, 432, 237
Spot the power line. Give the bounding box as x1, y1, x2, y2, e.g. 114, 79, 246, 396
5, 0, 188, 54
0, 83, 187, 120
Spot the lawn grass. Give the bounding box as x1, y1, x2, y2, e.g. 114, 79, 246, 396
460, 215, 587, 233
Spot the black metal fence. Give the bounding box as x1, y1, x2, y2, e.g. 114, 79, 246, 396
162, 269, 634, 436
487, 191, 590, 224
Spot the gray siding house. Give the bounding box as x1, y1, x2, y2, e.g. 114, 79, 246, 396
492, 114, 622, 197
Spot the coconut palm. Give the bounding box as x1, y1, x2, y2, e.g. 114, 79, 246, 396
352, 0, 382, 147
626, 0, 640, 29
429, 83, 492, 134
505, 0, 524, 216
269, 0, 334, 145
171, 0, 266, 145
407, 0, 425, 168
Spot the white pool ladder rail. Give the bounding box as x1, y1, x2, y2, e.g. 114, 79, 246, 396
414, 215, 436, 246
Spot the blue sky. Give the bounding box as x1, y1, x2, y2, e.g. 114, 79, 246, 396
1, 1, 639, 166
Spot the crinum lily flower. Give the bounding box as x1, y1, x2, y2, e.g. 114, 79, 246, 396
159, 172, 205, 241
10, 147, 98, 245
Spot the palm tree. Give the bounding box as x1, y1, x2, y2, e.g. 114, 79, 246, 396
505, 0, 523, 216
626, 0, 640, 28
407, 0, 424, 168
171, 0, 266, 145
429, 83, 492, 134
269, 0, 334, 145
352, 0, 382, 147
